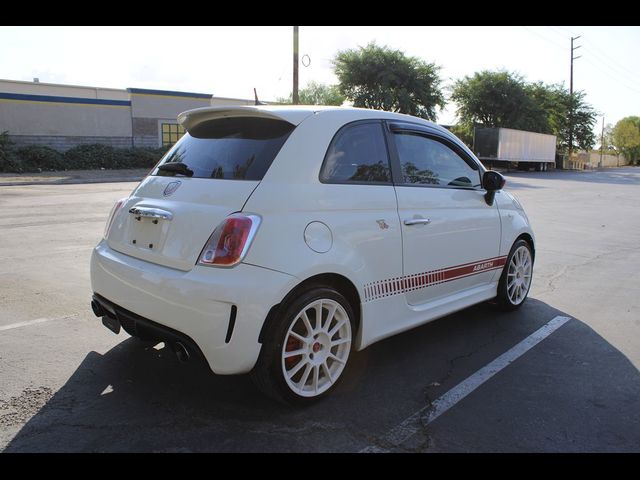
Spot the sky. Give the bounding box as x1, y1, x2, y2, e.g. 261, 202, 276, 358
1, 26, 639, 130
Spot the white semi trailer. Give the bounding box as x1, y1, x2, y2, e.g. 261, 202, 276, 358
474, 127, 556, 171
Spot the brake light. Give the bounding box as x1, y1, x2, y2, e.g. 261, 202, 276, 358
104, 198, 126, 238
198, 214, 261, 267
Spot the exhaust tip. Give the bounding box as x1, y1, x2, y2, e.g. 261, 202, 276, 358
173, 342, 190, 363
91, 299, 105, 318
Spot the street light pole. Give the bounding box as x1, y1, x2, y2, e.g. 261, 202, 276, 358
293, 26, 299, 105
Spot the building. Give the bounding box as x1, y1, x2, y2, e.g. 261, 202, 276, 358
0, 78, 257, 150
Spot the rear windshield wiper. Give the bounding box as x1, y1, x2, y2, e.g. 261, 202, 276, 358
157, 162, 194, 177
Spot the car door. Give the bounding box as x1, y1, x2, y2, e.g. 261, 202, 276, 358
387, 122, 502, 307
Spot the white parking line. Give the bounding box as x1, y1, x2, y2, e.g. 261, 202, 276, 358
360, 315, 571, 453
0, 314, 79, 332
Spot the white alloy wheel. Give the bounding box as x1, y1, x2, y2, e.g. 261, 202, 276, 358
281, 298, 352, 397
506, 245, 532, 305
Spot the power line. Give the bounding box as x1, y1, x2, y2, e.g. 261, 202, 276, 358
521, 26, 566, 51
544, 26, 640, 95
582, 36, 640, 78
580, 44, 640, 86
578, 54, 640, 96
553, 26, 640, 79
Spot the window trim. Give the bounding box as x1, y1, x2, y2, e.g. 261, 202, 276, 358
319, 119, 394, 186
384, 121, 484, 190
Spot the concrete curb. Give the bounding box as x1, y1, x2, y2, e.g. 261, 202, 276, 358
0, 176, 144, 187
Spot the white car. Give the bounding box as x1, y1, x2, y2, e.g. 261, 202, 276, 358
90, 105, 534, 404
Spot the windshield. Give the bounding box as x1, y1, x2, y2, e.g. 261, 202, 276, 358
153, 117, 295, 180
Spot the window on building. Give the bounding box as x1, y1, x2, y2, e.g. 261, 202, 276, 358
161, 123, 186, 147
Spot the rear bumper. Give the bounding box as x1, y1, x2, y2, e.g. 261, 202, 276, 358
92, 293, 207, 363
90, 240, 297, 374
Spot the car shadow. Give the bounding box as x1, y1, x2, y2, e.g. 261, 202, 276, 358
3, 298, 640, 452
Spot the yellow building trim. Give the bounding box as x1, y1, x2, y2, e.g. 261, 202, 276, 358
129, 92, 211, 101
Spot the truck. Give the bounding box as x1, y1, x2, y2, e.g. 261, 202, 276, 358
473, 127, 556, 171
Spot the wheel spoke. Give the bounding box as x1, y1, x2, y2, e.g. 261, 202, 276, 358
331, 337, 350, 347
313, 365, 320, 394
323, 303, 338, 331
322, 361, 333, 384
328, 318, 347, 338
297, 363, 312, 388
329, 353, 346, 365
287, 358, 307, 379
289, 330, 308, 344
283, 348, 306, 358
315, 301, 323, 332
300, 311, 313, 337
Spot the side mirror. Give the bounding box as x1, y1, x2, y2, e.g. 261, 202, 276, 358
482, 171, 506, 206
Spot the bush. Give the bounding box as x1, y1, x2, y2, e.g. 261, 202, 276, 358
63, 144, 166, 170
0, 137, 167, 173
0, 131, 21, 173
16, 145, 65, 172
63, 144, 119, 170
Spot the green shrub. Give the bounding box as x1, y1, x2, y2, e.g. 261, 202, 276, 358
63, 144, 166, 170
0, 131, 21, 173
0, 137, 166, 173
63, 144, 119, 170
16, 145, 65, 171
119, 147, 167, 169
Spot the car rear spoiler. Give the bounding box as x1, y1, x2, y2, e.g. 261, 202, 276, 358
178, 106, 317, 132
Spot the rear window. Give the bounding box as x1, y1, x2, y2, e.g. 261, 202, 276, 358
153, 117, 294, 180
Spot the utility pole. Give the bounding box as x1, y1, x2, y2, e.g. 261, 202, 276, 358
293, 26, 299, 105
599, 116, 605, 168
568, 35, 582, 165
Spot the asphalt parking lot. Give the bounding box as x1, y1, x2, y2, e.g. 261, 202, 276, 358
1, 167, 639, 452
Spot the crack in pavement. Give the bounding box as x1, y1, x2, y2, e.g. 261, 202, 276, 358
537, 246, 638, 296
362, 318, 504, 453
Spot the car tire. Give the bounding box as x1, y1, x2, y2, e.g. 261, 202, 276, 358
496, 239, 534, 310
250, 286, 355, 406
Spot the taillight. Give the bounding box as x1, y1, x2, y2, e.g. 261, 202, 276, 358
198, 214, 261, 267
104, 198, 126, 238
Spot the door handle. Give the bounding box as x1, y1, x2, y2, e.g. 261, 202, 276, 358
128, 206, 173, 221
404, 218, 431, 226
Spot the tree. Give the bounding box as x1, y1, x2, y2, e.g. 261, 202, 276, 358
551, 88, 597, 152
277, 81, 345, 106
602, 123, 616, 153
451, 71, 547, 132
612, 116, 640, 165
332, 43, 445, 121
450, 71, 597, 153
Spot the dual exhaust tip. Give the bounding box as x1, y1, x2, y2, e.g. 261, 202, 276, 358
91, 299, 190, 363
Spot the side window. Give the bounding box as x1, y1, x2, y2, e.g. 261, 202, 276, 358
394, 133, 481, 188
320, 122, 391, 184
